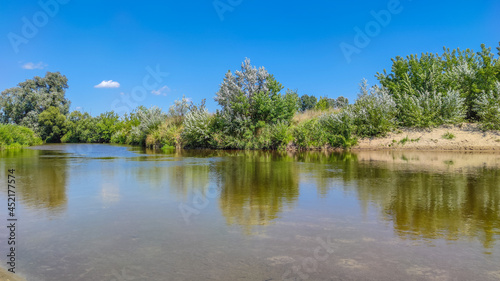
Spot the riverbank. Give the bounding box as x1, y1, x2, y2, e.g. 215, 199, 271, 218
352, 123, 500, 151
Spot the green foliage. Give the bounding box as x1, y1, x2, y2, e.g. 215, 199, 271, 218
62, 110, 122, 143
399, 136, 410, 145
315, 97, 335, 111
1, 72, 70, 132
168, 95, 192, 126
396, 90, 466, 127
269, 121, 293, 149
442, 132, 456, 140
38, 106, 67, 142
146, 122, 183, 149
183, 102, 214, 148
3, 47, 500, 152
212, 59, 300, 149
299, 94, 317, 111
250, 86, 298, 124
126, 106, 167, 145
0, 124, 42, 149
351, 81, 397, 137
292, 118, 328, 148
474, 82, 500, 130
320, 111, 358, 148
377, 43, 500, 120
335, 96, 349, 108
94, 111, 122, 143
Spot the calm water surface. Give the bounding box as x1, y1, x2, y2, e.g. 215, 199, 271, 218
1, 144, 499, 280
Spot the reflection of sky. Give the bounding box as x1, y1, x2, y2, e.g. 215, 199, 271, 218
101, 182, 120, 204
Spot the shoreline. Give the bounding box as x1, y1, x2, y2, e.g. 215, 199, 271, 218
351, 123, 500, 152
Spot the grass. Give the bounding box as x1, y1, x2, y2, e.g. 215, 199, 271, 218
292, 108, 339, 125
398, 135, 410, 145
442, 131, 456, 140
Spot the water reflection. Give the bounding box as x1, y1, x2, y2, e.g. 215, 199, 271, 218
0, 149, 68, 216
1, 146, 499, 249
296, 152, 500, 248
214, 151, 300, 234
315, 151, 500, 249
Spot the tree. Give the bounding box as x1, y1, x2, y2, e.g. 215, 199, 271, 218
335, 96, 349, 108
168, 95, 192, 126
0, 72, 70, 132
38, 106, 67, 142
299, 94, 317, 111
94, 111, 121, 143
214, 58, 298, 134
315, 97, 336, 111
215, 58, 269, 118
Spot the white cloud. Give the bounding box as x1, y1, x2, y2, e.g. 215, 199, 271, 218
21, 62, 47, 70
151, 85, 170, 96
94, 80, 120, 88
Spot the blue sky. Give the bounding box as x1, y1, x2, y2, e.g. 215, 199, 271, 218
1, 0, 499, 115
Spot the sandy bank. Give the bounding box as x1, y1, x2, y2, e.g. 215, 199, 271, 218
352, 123, 500, 151
0, 267, 26, 281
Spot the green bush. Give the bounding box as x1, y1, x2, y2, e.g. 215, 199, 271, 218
377, 44, 500, 120
146, 122, 183, 149
320, 110, 357, 148
269, 120, 293, 149
110, 129, 128, 144
0, 124, 42, 149
351, 83, 397, 137
182, 107, 213, 148
396, 90, 465, 128
292, 118, 328, 149
474, 82, 500, 130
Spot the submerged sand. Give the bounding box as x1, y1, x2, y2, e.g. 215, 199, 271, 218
0, 267, 26, 281
353, 123, 500, 151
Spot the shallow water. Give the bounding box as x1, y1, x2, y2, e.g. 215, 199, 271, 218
1, 144, 499, 280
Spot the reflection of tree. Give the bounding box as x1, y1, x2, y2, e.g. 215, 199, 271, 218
0, 149, 68, 215
215, 151, 299, 234
292, 151, 359, 196
309, 151, 500, 249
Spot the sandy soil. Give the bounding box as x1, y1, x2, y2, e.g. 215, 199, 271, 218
352, 123, 500, 151
0, 267, 26, 281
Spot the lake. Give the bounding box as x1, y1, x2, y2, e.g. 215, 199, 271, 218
1, 144, 499, 280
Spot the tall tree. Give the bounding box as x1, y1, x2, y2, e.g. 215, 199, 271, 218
215, 58, 298, 132
299, 94, 317, 111
0, 72, 70, 131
